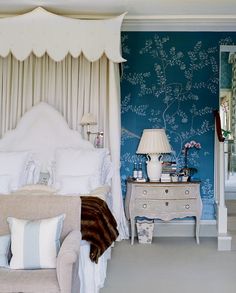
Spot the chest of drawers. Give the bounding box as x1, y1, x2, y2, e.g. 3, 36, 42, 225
125, 180, 202, 245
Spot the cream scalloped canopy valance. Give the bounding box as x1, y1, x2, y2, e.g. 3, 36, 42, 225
0, 7, 126, 63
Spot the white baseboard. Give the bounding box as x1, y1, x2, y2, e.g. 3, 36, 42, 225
153, 219, 217, 237
225, 193, 236, 200
218, 233, 232, 251
226, 200, 236, 215
131, 219, 217, 238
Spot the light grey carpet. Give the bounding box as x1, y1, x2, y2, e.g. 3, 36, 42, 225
231, 234, 236, 250
226, 200, 236, 216
101, 238, 236, 293
228, 215, 236, 250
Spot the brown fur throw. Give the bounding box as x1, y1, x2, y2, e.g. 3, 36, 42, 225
81, 196, 119, 263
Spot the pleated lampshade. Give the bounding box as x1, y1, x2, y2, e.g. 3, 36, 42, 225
80, 113, 97, 125
136, 129, 171, 154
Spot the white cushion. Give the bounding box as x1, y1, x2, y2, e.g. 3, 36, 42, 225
58, 175, 93, 195
0, 151, 31, 191
7, 214, 65, 269
0, 234, 10, 268
0, 175, 11, 194
55, 148, 108, 192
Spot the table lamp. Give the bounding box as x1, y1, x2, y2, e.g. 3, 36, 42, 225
136, 129, 171, 182
80, 113, 97, 140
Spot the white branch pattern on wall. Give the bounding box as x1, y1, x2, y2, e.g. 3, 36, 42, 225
121, 33, 236, 219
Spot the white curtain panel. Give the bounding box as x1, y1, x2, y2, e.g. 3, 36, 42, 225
0, 53, 128, 239
0, 54, 107, 135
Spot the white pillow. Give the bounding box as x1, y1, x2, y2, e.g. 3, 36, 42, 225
0, 175, 11, 194
0, 151, 30, 190
55, 148, 108, 191
7, 214, 65, 269
58, 175, 93, 195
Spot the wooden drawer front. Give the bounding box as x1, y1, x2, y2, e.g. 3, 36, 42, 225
173, 186, 198, 199
173, 199, 197, 212
134, 199, 197, 214
135, 185, 198, 199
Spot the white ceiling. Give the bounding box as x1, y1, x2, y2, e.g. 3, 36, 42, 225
0, 0, 235, 17
0, 0, 236, 31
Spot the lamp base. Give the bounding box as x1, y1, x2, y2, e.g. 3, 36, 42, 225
149, 179, 161, 182
146, 154, 162, 182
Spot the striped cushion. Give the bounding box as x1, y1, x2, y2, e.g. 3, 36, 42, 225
7, 214, 65, 269
0, 234, 10, 267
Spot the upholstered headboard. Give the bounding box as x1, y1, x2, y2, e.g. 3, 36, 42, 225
0, 102, 94, 169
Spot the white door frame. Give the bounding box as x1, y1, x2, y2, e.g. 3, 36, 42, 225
215, 45, 236, 250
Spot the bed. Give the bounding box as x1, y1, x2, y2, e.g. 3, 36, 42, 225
0, 102, 118, 293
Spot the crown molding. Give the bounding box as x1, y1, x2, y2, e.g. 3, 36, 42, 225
122, 14, 236, 31
0, 12, 236, 32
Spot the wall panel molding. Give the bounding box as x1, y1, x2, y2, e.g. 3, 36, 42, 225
130, 220, 217, 238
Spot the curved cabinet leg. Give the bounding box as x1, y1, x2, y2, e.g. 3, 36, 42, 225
196, 216, 200, 244
131, 218, 135, 245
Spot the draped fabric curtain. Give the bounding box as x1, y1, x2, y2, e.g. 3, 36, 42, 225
0, 53, 108, 136
0, 53, 128, 239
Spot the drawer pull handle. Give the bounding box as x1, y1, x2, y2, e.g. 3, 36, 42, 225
143, 190, 147, 195
143, 204, 147, 208
185, 190, 190, 195
165, 202, 169, 206
165, 189, 169, 194
185, 204, 190, 209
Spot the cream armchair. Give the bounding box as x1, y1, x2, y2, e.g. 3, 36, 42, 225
0, 194, 81, 293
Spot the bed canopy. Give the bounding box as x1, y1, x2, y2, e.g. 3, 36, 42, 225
0, 7, 128, 240
0, 7, 126, 62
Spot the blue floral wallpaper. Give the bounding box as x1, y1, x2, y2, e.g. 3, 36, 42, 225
120, 32, 236, 220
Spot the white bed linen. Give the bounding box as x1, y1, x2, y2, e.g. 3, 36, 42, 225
78, 186, 113, 293
79, 241, 112, 293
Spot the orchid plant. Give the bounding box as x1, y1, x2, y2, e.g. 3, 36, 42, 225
183, 140, 201, 169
